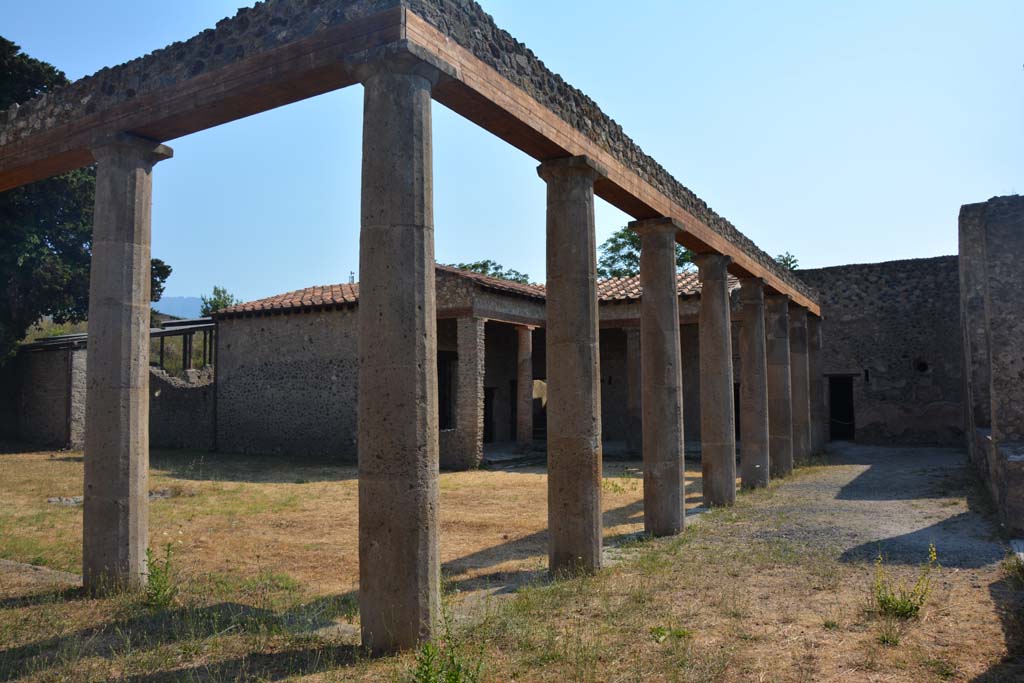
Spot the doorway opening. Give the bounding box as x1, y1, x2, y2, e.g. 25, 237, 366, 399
829, 376, 855, 440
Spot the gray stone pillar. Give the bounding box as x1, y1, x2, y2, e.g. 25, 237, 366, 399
695, 253, 736, 507
808, 315, 826, 454
516, 325, 534, 451
634, 217, 685, 536
83, 134, 172, 593
444, 316, 485, 469
624, 326, 642, 456
766, 295, 793, 478
538, 155, 607, 575
357, 57, 440, 654
981, 197, 1024, 444
738, 278, 769, 489
959, 202, 992, 457
789, 305, 811, 465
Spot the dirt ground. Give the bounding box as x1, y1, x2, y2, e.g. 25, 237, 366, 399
1, 441, 1022, 682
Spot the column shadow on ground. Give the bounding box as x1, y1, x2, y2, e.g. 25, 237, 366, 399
0, 593, 360, 682
442, 499, 653, 594
972, 575, 1024, 682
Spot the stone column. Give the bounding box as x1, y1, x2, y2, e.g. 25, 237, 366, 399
789, 305, 812, 465
959, 202, 991, 460
515, 325, 534, 451
738, 278, 770, 489
765, 295, 793, 478
538, 155, 607, 575
695, 253, 736, 507
357, 56, 441, 654
624, 326, 642, 456
82, 134, 172, 593
808, 315, 826, 454
634, 217, 685, 536
444, 316, 485, 469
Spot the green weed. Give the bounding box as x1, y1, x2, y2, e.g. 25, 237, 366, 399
873, 543, 936, 620
143, 544, 179, 609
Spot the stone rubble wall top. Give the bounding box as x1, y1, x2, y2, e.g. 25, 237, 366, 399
1, 0, 816, 302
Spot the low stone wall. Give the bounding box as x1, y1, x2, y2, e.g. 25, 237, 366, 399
150, 368, 215, 451
3, 347, 212, 451
14, 349, 82, 448
798, 257, 963, 445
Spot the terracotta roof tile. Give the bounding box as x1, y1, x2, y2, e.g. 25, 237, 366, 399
218, 282, 359, 317
596, 271, 739, 301
217, 267, 737, 318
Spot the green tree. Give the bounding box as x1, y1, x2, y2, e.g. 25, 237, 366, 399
0, 37, 171, 359
450, 259, 530, 284
150, 259, 172, 302
597, 225, 693, 279
200, 286, 240, 317
775, 252, 799, 271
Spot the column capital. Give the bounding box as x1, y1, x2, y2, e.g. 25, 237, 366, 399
788, 301, 809, 316
536, 155, 608, 183
629, 216, 685, 239
739, 277, 765, 303
694, 252, 731, 279
765, 292, 791, 305
349, 43, 457, 87
91, 133, 173, 167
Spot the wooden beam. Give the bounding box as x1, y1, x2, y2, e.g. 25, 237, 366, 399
405, 10, 818, 314
0, 9, 402, 191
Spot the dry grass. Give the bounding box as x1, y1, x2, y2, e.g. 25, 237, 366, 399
0, 443, 1020, 682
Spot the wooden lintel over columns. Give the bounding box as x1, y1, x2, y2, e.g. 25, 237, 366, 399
0, 7, 819, 316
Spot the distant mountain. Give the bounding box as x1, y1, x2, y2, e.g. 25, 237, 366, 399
153, 296, 203, 319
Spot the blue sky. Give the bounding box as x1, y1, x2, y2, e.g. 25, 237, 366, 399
4, 0, 1022, 302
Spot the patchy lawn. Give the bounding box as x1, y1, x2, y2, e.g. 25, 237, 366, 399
0, 442, 1021, 682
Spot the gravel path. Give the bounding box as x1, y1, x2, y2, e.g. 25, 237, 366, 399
769, 442, 1006, 569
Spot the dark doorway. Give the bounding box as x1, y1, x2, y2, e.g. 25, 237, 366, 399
484, 387, 496, 443
733, 382, 741, 440
438, 351, 456, 430
829, 376, 855, 440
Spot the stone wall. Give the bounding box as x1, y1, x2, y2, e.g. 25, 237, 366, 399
798, 256, 963, 445
15, 349, 76, 448
959, 195, 1024, 533
216, 309, 360, 461
2, 0, 815, 305
150, 368, 215, 451
4, 346, 214, 451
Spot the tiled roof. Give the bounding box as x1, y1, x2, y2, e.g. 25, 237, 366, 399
218, 267, 735, 318
218, 283, 360, 317
597, 271, 707, 302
